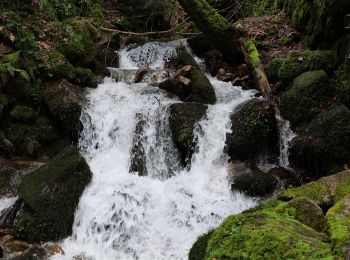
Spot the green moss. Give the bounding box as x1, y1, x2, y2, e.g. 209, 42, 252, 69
325, 195, 350, 255
268, 50, 337, 84
242, 0, 283, 17
206, 211, 332, 259
245, 40, 260, 69
280, 70, 334, 126
15, 145, 92, 242
279, 35, 294, 45
10, 105, 37, 123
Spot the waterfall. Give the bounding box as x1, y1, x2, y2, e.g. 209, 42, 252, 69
0, 196, 17, 215
52, 41, 258, 260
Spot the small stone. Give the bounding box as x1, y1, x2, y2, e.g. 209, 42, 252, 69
48, 243, 65, 255
217, 68, 226, 76
178, 76, 192, 86
1, 234, 14, 243
175, 65, 192, 77
134, 67, 153, 83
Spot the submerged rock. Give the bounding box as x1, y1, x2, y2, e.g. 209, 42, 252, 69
290, 105, 350, 178
229, 162, 277, 197
43, 79, 86, 142
169, 103, 207, 166
129, 114, 147, 176
190, 170, 350, 259
226, 99, 278, 161
14, 145, 92, 243
280, 70, 334, 127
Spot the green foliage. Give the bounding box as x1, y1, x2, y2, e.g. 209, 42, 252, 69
0, 52, 30, 86
10, 105, 37, 123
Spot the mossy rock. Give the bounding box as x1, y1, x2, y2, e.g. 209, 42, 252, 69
205, 211, 332, 259
56, 19, 99, 67
175, 48, 216, 104
276, 197, 327, 232
169, 102, 207, 166
268, 50, 337, 84
226, 99, 278, 161
280, 70, 334, 126
326, 194, 350, 256
10, 105, 37, 123
190, 170, 350, 259
15, 145, 92, 242
278, 170, 350, 207
42, 79, 86, 141
289, 105, 350, 177
189, 230, 214, 260
187, 35, 214, 58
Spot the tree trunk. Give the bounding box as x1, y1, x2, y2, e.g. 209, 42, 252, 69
178, 0, 243, 64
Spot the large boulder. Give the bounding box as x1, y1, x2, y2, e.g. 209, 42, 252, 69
14, 145, 92, 243
169, 103, 207, 166
268, 50, 337, 84
290, 105, 350, 178
172, 48, 216, 104
226, 99, 278, 161
190, 170, 350, 259
42, 79, 86, 141
280, 70, 334, 127
229, 162, 277, 197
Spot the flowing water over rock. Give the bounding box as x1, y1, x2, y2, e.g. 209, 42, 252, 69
53, 41, 258, 260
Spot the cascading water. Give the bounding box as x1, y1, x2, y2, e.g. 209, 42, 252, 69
53, 41, 258, 260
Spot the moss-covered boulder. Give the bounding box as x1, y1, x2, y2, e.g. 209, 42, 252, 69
289, 105, 350, 178
15, 145, 92, 243
204, 211, 332, 259
226, 99, 278, 161
229, 162, 277, 197
326, 194, 350, 256
174, 48, 216, 104
280, 70, 334, 126
190, 170, 350, 259
276, 197, 327, 232
268, 50, 337, 84
169, 102, 207, 166
42, 79, 86, 141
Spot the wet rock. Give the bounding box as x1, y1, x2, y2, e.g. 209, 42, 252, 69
129, 114, 147, 176
173, 48, 216, 104
0, 200, 23, 229
43, 79, 86, 142
229, 162, 277, 197
290, 105, 350, 178
169, 103, 207, 166
158, 78, 189, 100
280, 70, 334, 127
0, 159, 24, 197
134, 67, 154, 83
14, 145, 92, 243
11, 246, 48, 260
226, 99, 278, 161
267, 167, 300, 188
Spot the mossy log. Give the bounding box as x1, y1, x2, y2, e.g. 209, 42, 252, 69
241, 39, 271, 94
177, 0, 242, 64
